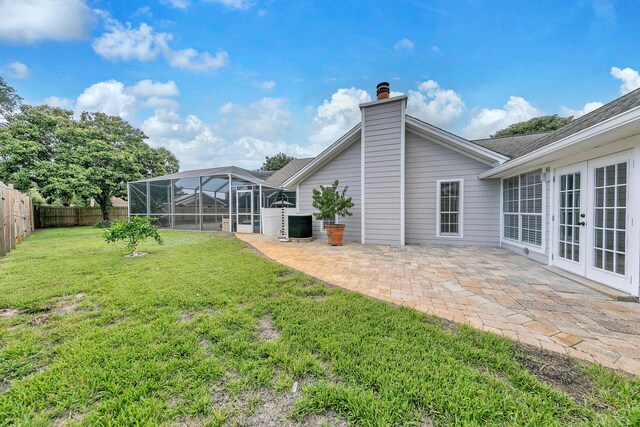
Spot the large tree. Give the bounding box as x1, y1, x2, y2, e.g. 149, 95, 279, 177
260, 152, 294, 171
0, 76, 22, 121
0, 106, 179, 220
491, 115, 572, 138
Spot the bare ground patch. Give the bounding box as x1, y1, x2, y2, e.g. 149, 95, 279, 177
180, 308, 217, 323
259, 316, 280, 341
0, 308, 23, 318
516, 342, 597, 404
276, 270, 292, 279
212, 385, 347, 427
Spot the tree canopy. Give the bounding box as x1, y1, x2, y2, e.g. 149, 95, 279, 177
491, 115, 573, 138
0, 105, 179, 219
260, 152, 294, 171
0, 76, 22, 120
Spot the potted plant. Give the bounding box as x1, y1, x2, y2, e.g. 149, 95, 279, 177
311, 180, 354, 246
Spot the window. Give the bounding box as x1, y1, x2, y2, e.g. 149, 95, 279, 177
502, 170, 543, 247
321, 217, 336, 232
437, 180, 463, 237
593, 162, 627, 275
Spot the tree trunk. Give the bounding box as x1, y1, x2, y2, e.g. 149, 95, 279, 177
96, 194, 112, 221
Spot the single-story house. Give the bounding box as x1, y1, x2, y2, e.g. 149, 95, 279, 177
129, 83, 640, 297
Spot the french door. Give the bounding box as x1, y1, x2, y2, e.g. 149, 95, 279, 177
555, 164, 587, 275
554, 152, 631, 291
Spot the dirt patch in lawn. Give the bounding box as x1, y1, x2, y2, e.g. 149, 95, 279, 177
212, 385, 348, 427
26, 293, 86, 326
259, 316, 280, 341
51, 410, 84, 427
516, 343, 597, 404
276, 270, 292, 279
53, 293, 85, 315
0, 308, 23, 318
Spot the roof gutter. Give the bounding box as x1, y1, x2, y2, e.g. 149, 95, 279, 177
479, 105, 640, 179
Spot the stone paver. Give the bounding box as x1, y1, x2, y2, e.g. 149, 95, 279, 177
237, 234, 640, 376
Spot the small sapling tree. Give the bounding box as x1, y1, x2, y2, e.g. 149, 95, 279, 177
104, 217, 163, 256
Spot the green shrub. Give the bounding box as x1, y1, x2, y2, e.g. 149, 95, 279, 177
94, 220, 112, 229
311, 179, 354, 222
103, 217, 163, 256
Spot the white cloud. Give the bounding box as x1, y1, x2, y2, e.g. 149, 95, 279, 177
6, 62, 30, 79
161, 0, 190, 9
252, 80, 277, 91
394, 38, 415, 51
142, 108, 316, 170
76, 80, 138, 120
559, 101, 603, 118
43, 96, 74, 109
219, 97, 292, 139
133, 6, 153, 18
93, 16, 229, 73
129, 80, 180, 97
203, 0, 254, 10
93, 21, 166, 61
66, 79, 181, 120
431, 45, 442, 54
610, 66, 640, 95
161, 46, 229, 72
406, 80, 465, 127
462, 96, 543, 139
309, 87, 371, 144
0, 0, 92, 43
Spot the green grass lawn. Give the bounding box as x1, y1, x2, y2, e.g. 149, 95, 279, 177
0, 228, 638, 426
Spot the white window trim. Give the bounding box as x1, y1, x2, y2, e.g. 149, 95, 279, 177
320, 216, 337, 232
500, 170, 546, 253
436, 179, 464, 239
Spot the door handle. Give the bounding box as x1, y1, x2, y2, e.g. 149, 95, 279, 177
580, 213, 586, 218
579, 222, 586, 226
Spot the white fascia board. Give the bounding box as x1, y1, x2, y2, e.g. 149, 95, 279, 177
405, 116, 509, 165
283, 124, 361, 188
480, 105, 640, 179
359, 95, 408, 108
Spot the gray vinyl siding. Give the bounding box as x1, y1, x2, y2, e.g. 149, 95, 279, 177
405, 130, 500, 246
298, 139, 361, 241
363, 100, 403, 245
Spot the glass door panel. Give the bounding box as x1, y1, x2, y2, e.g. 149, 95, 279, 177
554, 164, 587, 276
236, 190, 253, 233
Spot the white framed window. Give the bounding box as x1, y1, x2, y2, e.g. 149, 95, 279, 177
502, 169, 543, 247
436, 179, 463, 238
320, 216, 336, 232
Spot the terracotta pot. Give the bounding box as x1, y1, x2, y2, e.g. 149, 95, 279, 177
325, 224, 345, 246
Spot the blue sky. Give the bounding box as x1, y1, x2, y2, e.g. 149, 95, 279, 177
1, 0, 639, 171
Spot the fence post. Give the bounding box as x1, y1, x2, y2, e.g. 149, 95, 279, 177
0, 186, 5, 257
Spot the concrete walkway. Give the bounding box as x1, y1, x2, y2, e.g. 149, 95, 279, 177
237, 234, 640, 376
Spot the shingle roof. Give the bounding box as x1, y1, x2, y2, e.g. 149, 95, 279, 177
472, 87, 640, 161
265, 158, 314, 188
472, 133, 550, 159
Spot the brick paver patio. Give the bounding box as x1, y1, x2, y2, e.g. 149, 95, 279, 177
237, 234, 640, 376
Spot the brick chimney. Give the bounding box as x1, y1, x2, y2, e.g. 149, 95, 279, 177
376, 82, 390, 100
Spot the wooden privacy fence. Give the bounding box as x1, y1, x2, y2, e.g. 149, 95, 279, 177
34, 206, 128, 228
0, 182, 35, 257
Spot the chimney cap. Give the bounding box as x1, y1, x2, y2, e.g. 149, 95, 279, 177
376, 82, 390, 100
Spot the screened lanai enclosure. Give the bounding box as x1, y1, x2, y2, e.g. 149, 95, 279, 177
128, 166, 296, 233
